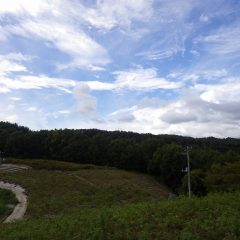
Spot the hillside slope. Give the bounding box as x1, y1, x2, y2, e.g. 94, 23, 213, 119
0, 159, 169, 218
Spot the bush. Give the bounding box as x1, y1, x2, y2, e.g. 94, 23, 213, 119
204, 162, 240, 192
180, 169, 207, 196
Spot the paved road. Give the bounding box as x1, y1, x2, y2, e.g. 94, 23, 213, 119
0, 164, 28, 223
0, 181, 27, 223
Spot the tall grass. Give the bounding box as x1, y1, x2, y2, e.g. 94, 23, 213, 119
0, 189, 18, 222
0, 192, 239, 240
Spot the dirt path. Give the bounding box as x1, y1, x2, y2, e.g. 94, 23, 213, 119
0, 181, 27, 223
0, 164, 30, 172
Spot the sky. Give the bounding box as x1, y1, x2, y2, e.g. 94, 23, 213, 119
0, 0, 240, 138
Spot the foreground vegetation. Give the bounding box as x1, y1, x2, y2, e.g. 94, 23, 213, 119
0, 189, 18, 222
0, 191, 239, 240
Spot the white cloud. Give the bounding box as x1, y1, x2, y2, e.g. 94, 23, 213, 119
0, 100, 19, 123
0, 98, 50, 129
81, 0, 154, 31
0, 112, 18, 123
9, 97, 21, 101
85, 81, 115, 91
133, 0, 198, 60
190, 50, 200, 57
26, 107, 39, 112
73, 83, 97, 114
74, 68, 182, 92
198, 0, 239, 23
195, 78, 240, 103
0, 75, 76, 93
195, 22, 240, 56
0, 52, 34, 62
7, 20, 110, 70
0, 0, 154, 34
0, 0, 110, 70
113, 68, 181, 91
0, 53, 34, 77
0, 26, 8, 41
0, 0, 60, 17
57, 110, 71, 115
136, 49, 178, 60
168, 68, 228, 84
0, 67, 181, 94
0, 60, 27, 76
105, 90, 240, 138
134, 0, 240, 62
0, 86, 10, 93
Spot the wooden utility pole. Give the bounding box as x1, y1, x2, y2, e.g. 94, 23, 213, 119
186, 146, 191, 198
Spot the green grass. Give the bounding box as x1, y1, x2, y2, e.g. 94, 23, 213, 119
1, 159, 239, 239
0, 159, 169, 218
0, 189, 18, 222
0, 192, 239, 240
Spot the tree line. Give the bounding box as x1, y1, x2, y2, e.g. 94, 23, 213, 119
0, 121, 240, 193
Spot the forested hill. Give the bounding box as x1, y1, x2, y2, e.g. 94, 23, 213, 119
1, 121, 240, 192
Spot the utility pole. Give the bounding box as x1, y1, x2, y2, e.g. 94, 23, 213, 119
0, 150, 2, 167
186, 146, 191, 198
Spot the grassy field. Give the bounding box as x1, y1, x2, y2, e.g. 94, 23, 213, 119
0, 192, 239, 240
0, 159, 169, 218
0, 159, 239, 240
0, 188, 18, 222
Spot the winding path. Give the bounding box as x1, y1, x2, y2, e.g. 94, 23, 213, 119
0, 181, 27, 223
0, 164, 28, 223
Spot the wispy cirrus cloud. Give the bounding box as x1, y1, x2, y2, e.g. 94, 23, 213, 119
80, 67, 182, 92
0, 0, 110, 70
0, 52, 34, 77
0, 0, 52, 16
0, 53, 34, 62
81, 0, 154, 31
0, 65, 181, 93
194, 21, 240, 57
112, 68, 181, 91
0, 60, 27, 77
0, 75, 75, 93
6, 20, 110, 70
0, 26, 8, 41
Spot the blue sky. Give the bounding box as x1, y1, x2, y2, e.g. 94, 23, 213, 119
0, 0, 240, 138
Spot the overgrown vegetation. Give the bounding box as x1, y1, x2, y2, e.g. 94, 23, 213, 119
0, 160, 169, 218
0, 191, 239, 240
205, 161, 240, 192
0, 189, 18, 222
